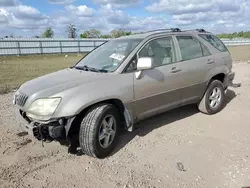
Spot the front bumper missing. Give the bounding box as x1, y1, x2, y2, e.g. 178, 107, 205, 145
15, 109, 66, 142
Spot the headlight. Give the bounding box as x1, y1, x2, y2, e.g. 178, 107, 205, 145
28, 98, 61, 117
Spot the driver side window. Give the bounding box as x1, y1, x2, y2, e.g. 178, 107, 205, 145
139, 37, 176, 68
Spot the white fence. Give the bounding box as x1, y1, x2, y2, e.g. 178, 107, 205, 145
0, 38, 108, 56
221, 39, 250, 46
0, 38, 250, 56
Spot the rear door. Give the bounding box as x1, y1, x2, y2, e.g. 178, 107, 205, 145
172, 35, 214, 104
198, 34, 232, 71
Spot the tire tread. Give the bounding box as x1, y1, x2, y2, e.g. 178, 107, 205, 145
198, 79, 225, 115
79, 104, 112, 158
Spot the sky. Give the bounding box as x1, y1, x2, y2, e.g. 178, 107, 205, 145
0, 0, 250, 37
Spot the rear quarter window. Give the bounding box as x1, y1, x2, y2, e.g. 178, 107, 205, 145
198, 34, 228, 52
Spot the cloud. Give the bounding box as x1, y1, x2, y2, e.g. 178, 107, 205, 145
145, 0, 250, 34
13, 5, 47, 20
93, 0, 142, 8
48, 0, 75, 5
171, 2, 249, 26
146, 0, 241, 14
0, 0, 16, 7
0, 4, 50, 37
0, 8, 9, 23
99, 5, 130, 25
65, 5, 95, 16
146, 0, 213, 14
124, 16, 169, 32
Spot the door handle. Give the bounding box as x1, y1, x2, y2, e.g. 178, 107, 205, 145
170, 67, 181, 73
207, 59, 214, 64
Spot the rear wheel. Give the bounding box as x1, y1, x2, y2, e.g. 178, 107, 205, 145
198, 80, 225, 114
79, 104, 120, 158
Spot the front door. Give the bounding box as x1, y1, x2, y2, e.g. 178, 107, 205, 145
134, 36, 183, 120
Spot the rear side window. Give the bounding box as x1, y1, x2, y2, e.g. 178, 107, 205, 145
176, 36, 203, 61
201, 44, 211, 56
199, 34, 228, 52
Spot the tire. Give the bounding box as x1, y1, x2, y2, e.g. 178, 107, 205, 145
79, 104, 120, 158
198, 79, 225, 115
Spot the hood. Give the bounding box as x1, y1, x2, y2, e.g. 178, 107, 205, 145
19, 68, 111, 97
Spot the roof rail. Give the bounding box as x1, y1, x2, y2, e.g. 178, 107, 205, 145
183, 28, 208, 33
144, 28, 181, 33
196, 29, 206, 32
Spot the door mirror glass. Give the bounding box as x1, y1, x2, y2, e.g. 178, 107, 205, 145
137, 57, 153, 70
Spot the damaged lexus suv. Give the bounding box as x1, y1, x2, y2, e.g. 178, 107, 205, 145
14, 28, 238, 158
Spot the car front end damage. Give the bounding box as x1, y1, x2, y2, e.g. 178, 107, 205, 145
13, 90, 78, 152
15, 108, 75, 144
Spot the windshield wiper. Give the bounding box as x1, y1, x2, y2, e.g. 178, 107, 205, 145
73, 65, 108, 73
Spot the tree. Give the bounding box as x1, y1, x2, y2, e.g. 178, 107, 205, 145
100, 35, 111, 38
111, 29, 132, 38
67, 24, 77, 38
217, 31, 250, 39
80, 29, 101, 38
80, 32, 88, 38
42, 27, 54, 38
238, 31, 244, 37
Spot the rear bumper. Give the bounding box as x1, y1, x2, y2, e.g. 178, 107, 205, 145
224, 72, 235, 87
224, 72, 241, 88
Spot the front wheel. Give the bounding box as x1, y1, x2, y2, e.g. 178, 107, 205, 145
198, 80, 225, 114
79, 104, 120, 158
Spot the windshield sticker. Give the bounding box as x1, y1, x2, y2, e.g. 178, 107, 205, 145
109, 53, 125, 61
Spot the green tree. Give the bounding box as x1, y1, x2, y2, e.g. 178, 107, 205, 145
42, 27, 54, 38
80, 32, 88, 38
80, 29, 101, 38
238, 31, 244, 37
100, 35, 111, 38
111, 29, 132, 38
243, 31, 250, 38
217, 31, 250, 39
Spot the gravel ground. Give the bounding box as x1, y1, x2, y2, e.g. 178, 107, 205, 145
0, 62, 250, 188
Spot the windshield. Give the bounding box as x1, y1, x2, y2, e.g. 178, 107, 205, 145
75, 38, 142, 72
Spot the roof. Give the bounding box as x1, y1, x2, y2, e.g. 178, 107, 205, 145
116, 28, 211, 40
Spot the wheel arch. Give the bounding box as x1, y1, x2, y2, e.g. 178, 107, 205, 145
199, 72, 226, 102
210, 73, 225, 83
66, 98, 128, 139
206, 72, 226, 88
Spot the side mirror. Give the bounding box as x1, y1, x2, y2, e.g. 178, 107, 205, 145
137, 57, 153, 71
135, 57, 153, 79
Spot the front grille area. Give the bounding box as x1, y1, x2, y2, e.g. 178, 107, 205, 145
15, 92, 28, 107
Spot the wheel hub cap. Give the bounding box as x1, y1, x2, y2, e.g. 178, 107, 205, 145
99, 115, 116, 148
209, 87, 222, 109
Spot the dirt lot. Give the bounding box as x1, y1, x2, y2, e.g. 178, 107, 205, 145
228, 46, 250, 62
0, 62, 250, 188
